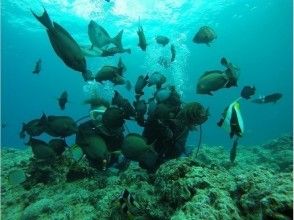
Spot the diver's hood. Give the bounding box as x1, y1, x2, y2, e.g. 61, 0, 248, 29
89, 105, 107, 122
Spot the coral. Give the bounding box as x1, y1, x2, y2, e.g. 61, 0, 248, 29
1, 135, 293, 220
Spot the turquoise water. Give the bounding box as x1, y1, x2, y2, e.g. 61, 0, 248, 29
1, 0, 293, 148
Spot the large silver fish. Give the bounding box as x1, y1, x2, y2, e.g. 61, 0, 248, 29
31, 8, 92, 81
88, 20, 123, 49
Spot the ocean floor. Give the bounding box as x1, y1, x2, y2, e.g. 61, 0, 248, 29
1, 134, 293, 220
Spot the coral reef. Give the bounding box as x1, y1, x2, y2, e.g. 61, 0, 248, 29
1, 135, 293, 219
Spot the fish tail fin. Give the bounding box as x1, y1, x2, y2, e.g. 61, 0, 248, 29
112, 30, 123, 48
31, 8, 53, 30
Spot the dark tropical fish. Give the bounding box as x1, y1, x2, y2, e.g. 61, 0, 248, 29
241, 86, 256, 99
251, 93, 282, 104
137, 18, 147, 51
58, 91, 68, 110
155, 86, 172, 103
122, 133, 157, 162
95, 58, 126, 84
148, 72, 166, 89
101, 46, 131, 57
230, 138, 238, 163
220, 57, 239, 88
79, 135, 109, 170
44, 115, 78, 138
170, 44, 176, 62
102, 107, 125, 130
193, 26, 217, 46
19, 114, 47, 139
176, 102, 209, 128
104, 0, 110, 2
155, 35, 170, 46
112, 91, 136, 118
133, 99, 147, 116
31, 8, 92, 81
8, 169, 27, 185
135, 74, 149, 98
196, 70, 229, 95
88, 20, 123, 49
217, 99, 244, 139
27, 137, 56, 161
32, 58, 42, 74
48, 138, 67, 155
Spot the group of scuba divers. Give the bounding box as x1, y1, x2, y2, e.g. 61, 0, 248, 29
76, 82, 209, 172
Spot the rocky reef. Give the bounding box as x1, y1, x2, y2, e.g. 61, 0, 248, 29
1, 134, 293, 220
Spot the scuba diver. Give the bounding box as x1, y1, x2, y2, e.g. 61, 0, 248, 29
75, 104, 127, 170
140, 86, 209, 172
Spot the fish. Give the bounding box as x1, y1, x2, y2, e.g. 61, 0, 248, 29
148, 72, 166, 89
27, 137, 56, 161
48, 138, 67, 155
241, 86, 256, 99
133, 99, 147, 116
101, 47, 131, 57
135, 74, 149, 98
251, 93, 282, 104
170, 44, 176, 62
121, 133, 157, 164
19, 114, 47, 139
32, 58, 42, 74
137, 18, 147, 51
79, 135, 109, 170
217, 100, 244, 139
176, 102, 209, 128
193, 26, 217, 46
31, 8, 92, 81
117, 189, 140, 218
155, 87, 172, 103
155, 35, 170, 46
230, 138, 238, 163
88, 20, 123, 49
58, 91, 68, 110
196, 70, 229, 95
221, 57, 239, 88
102, 107, 125, 130
8, 169, 27, 185
112, 91, 136, 119
43, 115, 78, 138
95, 58, 126, 84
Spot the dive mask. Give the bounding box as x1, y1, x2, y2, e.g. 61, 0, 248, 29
89, 106, 107, 122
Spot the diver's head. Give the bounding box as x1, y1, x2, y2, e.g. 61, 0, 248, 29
89, 105, 107, 124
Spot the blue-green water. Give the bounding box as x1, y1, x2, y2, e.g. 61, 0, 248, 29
1, 0, 293, 148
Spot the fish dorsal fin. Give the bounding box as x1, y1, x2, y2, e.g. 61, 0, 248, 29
53, 22, 78, 45
98, 24, 111, 38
